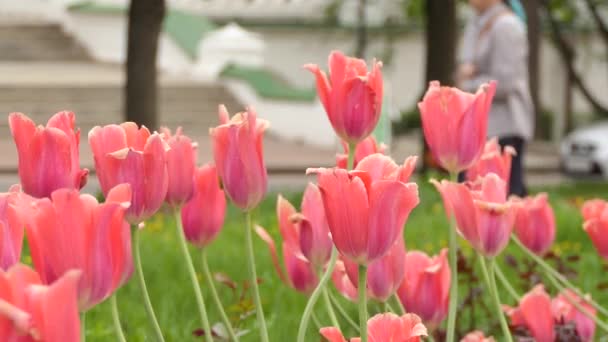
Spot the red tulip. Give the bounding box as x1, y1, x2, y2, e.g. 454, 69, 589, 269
432, 173, 515, 257
9, 111, 88, 198
466, 138, 515, 184
0, 185, 31, 271
336, 136, 387, 169
343, 237, 406, 302
0, 264, 80, 341
320, 313, 427, 342
308, 154, 419, 265
512, 193, 556, 255
24, 185, 133, 311
419, 81, 496, 173
89, 123, 168, 224
397, 249, 450, 328
331, 259, 358, 301
181, 164, 226, 248
552, 290, 596, 342
210, 105, 268, 211
161, 127, 197, 207
504, 284, 555, 342
581, 199, 608, 260
305, 51, 383, 143
460, 331, 495, 342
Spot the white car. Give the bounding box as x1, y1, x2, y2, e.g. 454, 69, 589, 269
560, 122, 608, 177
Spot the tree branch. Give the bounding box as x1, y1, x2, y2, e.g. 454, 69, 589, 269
542, 0, 608, 116
583, 0, 608, 46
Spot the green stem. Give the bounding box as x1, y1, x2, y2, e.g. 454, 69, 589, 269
358, 265, 368, 342
393, 294, 406, 315
445, 171, 459, 342
174, 209, 212, 342
322, 286, 340, 329
329, 292, 359, 332
311, 311, 322, 331
133, 227, 165, 342
493, 262, 521, 302
245, 211, 269, 342
479, 257, 512, 342
110, 294, 127, 342
297, 248, 339, 342
384, 301, 397, 314
347, 142, 357, 170
202, 249, 239, 341
544, 268, 608, 333
81, 312, 86, 342
512, 236, 608, 317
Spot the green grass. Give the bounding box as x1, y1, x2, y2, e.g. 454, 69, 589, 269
81, 181, 608, 341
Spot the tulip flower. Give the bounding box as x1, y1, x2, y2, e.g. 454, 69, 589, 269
466, 138, 515, 184
332, 259, 358, 301
552, 290, 596, 342
504, 284, 555, 342
24, 185, 133, 311
161, 127, 197, 207
181, 164, 226, 248
305, 51, 384, 144
89, 122, 168, 224
320, 313, 428, 342
419, 81, 496, 173
0, 264, 80, 341
336, 136, 387, 169
0, 185, 31, 270
581, 199, 608, 260
254, 185, 330, 294
308, 154, 419, 265
397, 249, 450, 328
432, 173, 515, 257
210, 105, 269, 211
511, 193, 556, 255
9, 111, 88, 198
343, 237, 406, 302
461, 331, 495, 342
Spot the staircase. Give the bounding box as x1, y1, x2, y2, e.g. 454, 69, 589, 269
0, 24, 90, 61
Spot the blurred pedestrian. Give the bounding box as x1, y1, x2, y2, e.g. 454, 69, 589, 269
458, 0, 533, 196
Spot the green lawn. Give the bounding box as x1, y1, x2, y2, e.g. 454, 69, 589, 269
80, 180, 608, 341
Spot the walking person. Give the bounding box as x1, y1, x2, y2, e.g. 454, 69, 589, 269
458, 0, 534, 196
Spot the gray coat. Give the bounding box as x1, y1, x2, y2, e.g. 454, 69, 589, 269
460, 3, 535, 140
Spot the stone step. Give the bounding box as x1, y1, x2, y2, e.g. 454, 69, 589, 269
0, 24, 89, 61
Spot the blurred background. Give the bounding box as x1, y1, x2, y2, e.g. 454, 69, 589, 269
0, 0, 606, 191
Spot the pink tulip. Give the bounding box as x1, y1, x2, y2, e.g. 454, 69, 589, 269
292, 183, 332, 267
331, 259, 358, 301
432, 173, 515, 257
0, 185, 31, 270
161, 127, 197, 207
511, 193, 556, 255
552, 290, 596, 342
397, 249, 450, 328
308, 154, 419, 264
181, 164, 226, 248
336, 136, 387, 169
9, 111, 88, 198
419, 81, 497, 173
460, 331, 495, 342
320, 313, 428, 342
581, 199, 608, 260
24, 185, 133, 311
89, 122, 168, 224
0, 264, 80, 341
305, 51, 384, 143
466, 138, 515, 184
343, 237, 406, 302
504, 284, 555, 342
210, 105, 268, 211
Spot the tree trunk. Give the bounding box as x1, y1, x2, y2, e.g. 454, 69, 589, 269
522, 0, 542, 137
125, 0, 166, 130
355, 0, 367, 58
422, 0, 457, 171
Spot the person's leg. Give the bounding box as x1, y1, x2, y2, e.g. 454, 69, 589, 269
499, 136, 527, 196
